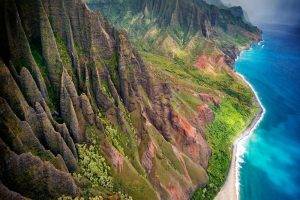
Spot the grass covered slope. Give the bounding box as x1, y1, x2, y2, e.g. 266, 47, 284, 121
87, 0, 262, 199
0, 0, 261, 199
142, 51, 260, 199
0, 0, 219, 199
88, 0, 261, 62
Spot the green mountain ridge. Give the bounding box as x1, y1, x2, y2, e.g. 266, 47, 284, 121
87, 0, 262, 199
88, 0, 260, 64
0, 0, 260, 199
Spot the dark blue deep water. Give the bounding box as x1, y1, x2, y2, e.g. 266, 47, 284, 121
236, 24, 300, 200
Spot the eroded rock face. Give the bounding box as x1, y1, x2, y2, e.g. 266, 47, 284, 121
170, 110, 198, 140
20, 67, 44, 107
60, 71, 85, 143
141, 140, 156, 174
0, 0, 258, 199
199, 93, 221, 107
194, 54, 227, 70
35, 102, 77, 172
101, 140, 124, 172
169, 110, 211, 168
0, 181, 27, 200
197, 104, 215, 124
0, 138, 79, 199
79, 94, 95, 125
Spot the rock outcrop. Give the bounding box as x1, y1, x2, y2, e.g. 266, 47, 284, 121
0, 0, 261, 199
0, 180, 27, 200
0, 138, 78, 199
89, 0, 261, 64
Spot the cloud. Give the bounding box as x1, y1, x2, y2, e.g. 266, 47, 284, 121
222, 0, 300, 26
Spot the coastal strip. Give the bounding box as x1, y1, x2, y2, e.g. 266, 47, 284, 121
215, 72, 266, 200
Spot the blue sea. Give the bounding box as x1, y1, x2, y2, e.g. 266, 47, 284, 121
235, 24, 300, 200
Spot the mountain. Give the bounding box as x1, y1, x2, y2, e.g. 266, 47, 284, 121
88, 0, 260, 65
204, 0, 227, 8
87, 0, 262, 199
205, 0, 251, 23
0, 0, 260, 199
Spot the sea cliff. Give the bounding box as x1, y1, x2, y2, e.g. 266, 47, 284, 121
0, 0, 261, 199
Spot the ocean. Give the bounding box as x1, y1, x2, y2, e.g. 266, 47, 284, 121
235, 24, 300, 200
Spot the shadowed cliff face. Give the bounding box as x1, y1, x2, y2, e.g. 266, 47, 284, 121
0, 0, 212, 199
90, 0, 260, 36
0, 0, 261, 199
223, 0, 300, 26
82, 1, 262, 199
88, 0, 261, 67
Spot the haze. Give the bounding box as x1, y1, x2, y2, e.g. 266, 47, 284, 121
222, 0, 300, 26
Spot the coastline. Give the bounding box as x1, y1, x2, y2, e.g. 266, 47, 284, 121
215, 55, 266, 199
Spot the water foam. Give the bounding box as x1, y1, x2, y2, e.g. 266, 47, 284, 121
258, 40, 264, 46
234, 57, 266, 199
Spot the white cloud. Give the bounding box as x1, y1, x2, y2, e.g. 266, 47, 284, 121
222, 0, 300, 25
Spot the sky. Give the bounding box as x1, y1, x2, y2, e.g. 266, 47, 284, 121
222, 0, 300, 26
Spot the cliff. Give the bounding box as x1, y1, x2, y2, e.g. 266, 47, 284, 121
87, 0, 262, 199
88, 0, 261, 64
0, 0, 261, 199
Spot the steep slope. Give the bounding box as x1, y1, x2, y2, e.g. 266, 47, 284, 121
88, 0, 260, 64
0, 0, 261, 200
87, 1, 262, 199
0, 0, 220, 199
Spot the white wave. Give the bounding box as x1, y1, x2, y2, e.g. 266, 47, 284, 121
234, 70, 266, 200
246, 47, 253, 52
258, 40, 264, 46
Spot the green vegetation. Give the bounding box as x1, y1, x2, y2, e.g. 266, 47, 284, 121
30, 35, 79, 113
75, 143, 113, 190
98, 111, 147, 177
73, 126, 133, 199
55, 35, 75, 79
94, 115, 158, 200
104, 52, 120, 89
31, 47, 47, 78
74, 121, 154, 199
192, 98, 259, 199
2, 0, 261, 199
58, 195, 104, 200
148, 126, 186, 175
98, 114, 125, 155
31, 45, 58, 111
142, 50, 259, 199
80, 2, 260, 199
88, 0, 258, 62
213, 27, 252, 50
176, 91, 202, 110
73, 126, 113, 198
55, 36, 72, 68
142, 51, 255, 101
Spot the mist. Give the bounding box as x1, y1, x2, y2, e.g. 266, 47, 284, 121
222, 0, 300, 26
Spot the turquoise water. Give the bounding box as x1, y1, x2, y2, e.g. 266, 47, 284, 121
236, 24, 300, 200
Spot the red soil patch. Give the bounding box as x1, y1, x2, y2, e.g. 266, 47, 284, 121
141, 141, 156, 174
102, 141, 124, 171
197, 104, 214, 124
199, 93, 220, 106
167, 183, 187, 200
170, 112, 197, 140
194, 54, 226, 69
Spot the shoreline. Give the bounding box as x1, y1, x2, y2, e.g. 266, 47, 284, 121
215, 63, 266, 199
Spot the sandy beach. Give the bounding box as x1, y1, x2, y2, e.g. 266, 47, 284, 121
215, 73, 265, 200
